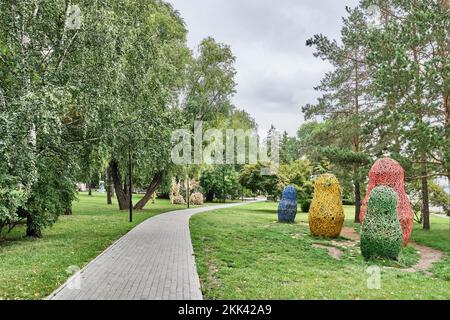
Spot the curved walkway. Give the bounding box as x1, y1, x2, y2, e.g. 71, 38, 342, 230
48, 201, 260, 300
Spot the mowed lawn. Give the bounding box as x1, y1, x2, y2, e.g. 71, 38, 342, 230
190, 202, 450, 300
0, 192, 189, 300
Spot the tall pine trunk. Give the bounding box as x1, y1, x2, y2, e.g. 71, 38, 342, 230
421, 159, 430, 230
445, 93, 449, 216
353, 48, 362, 223
353, 166, 361, 223
412, 41, 430, 231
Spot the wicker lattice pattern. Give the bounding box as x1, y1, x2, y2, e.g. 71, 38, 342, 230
308, 174, 344, 238
278, 186, 298, 223
360, 158, 414, 245
361, 186, 403, 260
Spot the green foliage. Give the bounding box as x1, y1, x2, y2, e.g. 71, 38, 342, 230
361, 186, 403, 260
300, 199, 312, 213
0, 109, 35, 234
277, 160, 314, 199
238, 162, 279, 198
183, 37, 237, 122
429, 182, 450, 216
279, 131, 299, 164
200, 166, 241, 202
0, 0, 214, 235
238, 160, 314, 201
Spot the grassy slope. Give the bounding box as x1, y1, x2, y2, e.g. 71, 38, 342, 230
190, 202, 450, 300
0, 192, 188, 300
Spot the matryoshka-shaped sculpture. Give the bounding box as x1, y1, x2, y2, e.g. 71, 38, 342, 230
361, 186, 403, 260
278, 186, 298, 223
309, 174, 344, 238
360, 158, 414, 245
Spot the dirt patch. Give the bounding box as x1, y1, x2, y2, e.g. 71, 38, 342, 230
403, 243, 445, 276
341, 227, 361, 241
340, 227, 445, 275
331, 240, 357, 248
312, 244, 343, 260
312, 226, 445, 275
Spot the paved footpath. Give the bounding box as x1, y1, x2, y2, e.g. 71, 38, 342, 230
48, 201, 260, 300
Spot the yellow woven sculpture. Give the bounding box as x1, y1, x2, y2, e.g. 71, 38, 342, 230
309, 174, 344, 238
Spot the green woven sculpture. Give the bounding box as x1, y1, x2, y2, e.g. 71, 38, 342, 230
361, 186, 403, 260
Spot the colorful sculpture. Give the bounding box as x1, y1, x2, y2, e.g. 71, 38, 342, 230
309, 174, 344, 238
278, 186, 298, 223
360, 158, 414, 245
361, 186, 403, 260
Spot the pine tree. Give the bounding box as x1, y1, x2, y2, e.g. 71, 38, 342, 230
304, 7, 373, 222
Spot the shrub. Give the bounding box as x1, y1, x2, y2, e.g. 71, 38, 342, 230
300, 199, 312, 213
190, 192, 204, 205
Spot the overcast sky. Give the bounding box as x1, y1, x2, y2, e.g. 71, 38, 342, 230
167, 0, 359, 136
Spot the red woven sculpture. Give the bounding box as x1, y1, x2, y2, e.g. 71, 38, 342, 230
360, 158, 414, 245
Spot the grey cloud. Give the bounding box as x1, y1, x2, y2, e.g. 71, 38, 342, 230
168, 0, 359, 135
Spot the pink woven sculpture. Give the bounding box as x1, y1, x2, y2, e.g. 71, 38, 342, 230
360, 158, 414, 245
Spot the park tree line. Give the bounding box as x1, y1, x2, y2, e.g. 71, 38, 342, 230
0, 0, 252, 238
300, 0, 449, 230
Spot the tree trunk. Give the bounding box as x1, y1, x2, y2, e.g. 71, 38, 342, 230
353, 48, 362, 224
26, 213, 42, 238
106, 187, 112, 205
88, 183, 92, 196
421, 160, 430, 230
110, 160, 129, 210
133, 172, 164, 211
65, 206, 73, 215
106, 166, 113, 205
411, 39, 430, 230
206, 192, 214, 202
354, 168, 361, 223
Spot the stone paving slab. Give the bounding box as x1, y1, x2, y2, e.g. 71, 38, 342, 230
48, 201, 260, 300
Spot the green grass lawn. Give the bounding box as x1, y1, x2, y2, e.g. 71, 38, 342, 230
190, 202, 450, 300
0, 192, 190, 300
